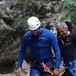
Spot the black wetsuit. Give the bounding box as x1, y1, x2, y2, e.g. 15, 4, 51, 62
58, 32, 76, 76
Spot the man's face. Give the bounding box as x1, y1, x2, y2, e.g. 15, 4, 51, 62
31, 28, 39, 36
57, 26, 68, 38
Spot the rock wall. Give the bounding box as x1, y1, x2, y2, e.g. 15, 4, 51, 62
0, 0, 64, 67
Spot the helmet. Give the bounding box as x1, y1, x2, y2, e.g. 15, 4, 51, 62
27, 16, 40, 30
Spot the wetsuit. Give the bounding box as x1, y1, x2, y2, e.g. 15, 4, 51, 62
18, 28, 61, 76
58, 32, 76, 76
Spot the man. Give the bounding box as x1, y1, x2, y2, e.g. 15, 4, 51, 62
56, 22, 76, 76
16, 16, 61, 76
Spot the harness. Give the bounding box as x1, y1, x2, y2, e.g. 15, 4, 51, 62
31, 57, 54, 74
41, 61, 53, 74
62, 60, 76, 76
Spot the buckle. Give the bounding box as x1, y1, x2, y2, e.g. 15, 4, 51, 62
41, 61, 53, 74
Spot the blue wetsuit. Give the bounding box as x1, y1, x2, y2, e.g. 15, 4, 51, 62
18, 28, 61, 76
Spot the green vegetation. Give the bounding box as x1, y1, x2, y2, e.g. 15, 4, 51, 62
62, 0, 76, 31
18, 18, 27, 27
0, 6, 4, 16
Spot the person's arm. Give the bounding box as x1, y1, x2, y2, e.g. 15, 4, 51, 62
49, 33, 61, 75
16, 34, 28, 76
18, 35, 27, 68
50, 33, 61, 68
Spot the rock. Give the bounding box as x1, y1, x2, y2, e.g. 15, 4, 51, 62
0, 0, 64, 73
0, 60, 30, 76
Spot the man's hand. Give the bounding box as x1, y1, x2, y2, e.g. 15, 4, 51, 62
16, 67, 22, 76
53, 68, 60, 76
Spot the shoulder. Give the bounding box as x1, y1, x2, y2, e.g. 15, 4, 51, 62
22, 31, 32, 40
41, 28, 56, 40
41, 28, 54, 35
71, 32, 76, 36
71, 32, 76, 40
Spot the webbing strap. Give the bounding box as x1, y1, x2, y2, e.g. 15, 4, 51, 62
65, 60, 76, 76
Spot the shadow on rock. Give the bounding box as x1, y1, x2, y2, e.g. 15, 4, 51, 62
0, 60, 16, 74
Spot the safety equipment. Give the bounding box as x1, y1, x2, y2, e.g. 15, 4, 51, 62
41, 62, 53, 74
61, 60, 76, 76
61, 66, 65, 74
65, 60, 76, 76
27, 16, 40, 30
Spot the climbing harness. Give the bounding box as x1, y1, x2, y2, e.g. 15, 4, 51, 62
41, 61, 53, 74
61, 60, 76, 76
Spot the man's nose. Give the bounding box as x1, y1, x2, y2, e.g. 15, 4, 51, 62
60, 32, 63, 36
